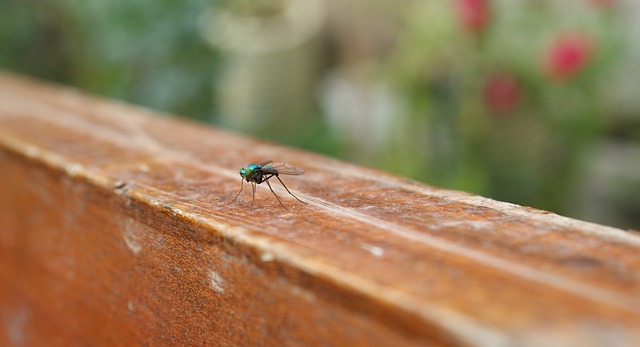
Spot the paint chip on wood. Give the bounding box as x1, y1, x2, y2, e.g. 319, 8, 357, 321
361, 244, 384, 257
261, 252, 275, 262
209, 270, 226, 294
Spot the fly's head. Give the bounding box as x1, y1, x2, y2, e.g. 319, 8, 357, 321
240, 164, 260, 182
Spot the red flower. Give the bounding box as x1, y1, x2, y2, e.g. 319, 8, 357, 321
483, 73, 522, 115
544, 34, 594, 81
456, 0, 490, 33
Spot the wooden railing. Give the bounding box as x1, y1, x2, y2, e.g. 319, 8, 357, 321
1, 71, 639, 346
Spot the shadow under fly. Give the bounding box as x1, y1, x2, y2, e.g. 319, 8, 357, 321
230, 160, 306, 211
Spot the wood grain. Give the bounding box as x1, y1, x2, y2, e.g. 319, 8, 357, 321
1, 71, 639, 346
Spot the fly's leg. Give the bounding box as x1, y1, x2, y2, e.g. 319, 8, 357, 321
275, 175, 306, 204
265, 179, 288, 210
230, 179, 244, 204
250, 181, 257, 212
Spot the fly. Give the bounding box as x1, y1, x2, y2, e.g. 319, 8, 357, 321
230, 160, 306, 211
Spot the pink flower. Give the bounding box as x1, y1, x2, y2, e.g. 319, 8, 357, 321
483, 73, 522, 115
544, 34, 594, 81
589, 0, 615, 9
456, 0, 490, 33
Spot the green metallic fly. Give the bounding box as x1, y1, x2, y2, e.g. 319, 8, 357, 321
230, 160, 306, 211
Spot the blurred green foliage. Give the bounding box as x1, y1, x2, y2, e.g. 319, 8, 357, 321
1, 0, 215, 121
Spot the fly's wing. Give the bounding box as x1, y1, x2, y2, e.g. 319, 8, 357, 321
257, 160, 273, 166
262, 162, 305, 175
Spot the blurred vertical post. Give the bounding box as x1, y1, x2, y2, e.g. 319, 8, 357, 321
200, 0, 325, 141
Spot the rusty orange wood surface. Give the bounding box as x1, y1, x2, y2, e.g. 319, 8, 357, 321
1, 71, 640, 346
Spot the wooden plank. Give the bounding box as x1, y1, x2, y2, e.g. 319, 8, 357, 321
0, 71, 639, 346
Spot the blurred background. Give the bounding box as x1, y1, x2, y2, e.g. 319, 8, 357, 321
1, 0, 638, 230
